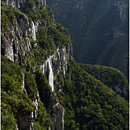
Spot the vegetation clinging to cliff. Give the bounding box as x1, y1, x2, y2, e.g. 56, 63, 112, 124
79, 63, 129, 99
1, 1, 72, 129
48, 0, 129, 78
1, 0, 129, 130
58, 60, 129, 130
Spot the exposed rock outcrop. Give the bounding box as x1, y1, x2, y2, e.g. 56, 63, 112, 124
2, 1, 72, 130
21, 72, 28, 96
113, 0, 128, 21
2, 0, 46, 10
2, 13, 32, 64
18, 73, 34, 130
51, 103, 64, 130
40, 44, 72, 130
18, 72, 40, 130
33, 92, 40, 118
17, 112, 34, 130
111, 84, 128, 98
40, 44, 72, 92
2, 0, 20, 9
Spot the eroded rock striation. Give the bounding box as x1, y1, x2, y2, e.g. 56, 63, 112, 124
2, 0, 46, 9
40, 45, 72, 92
2, 0, 72, 130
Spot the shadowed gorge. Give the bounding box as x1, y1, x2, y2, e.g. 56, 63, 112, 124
47, 0, 129, 78
1, 0, 129, 130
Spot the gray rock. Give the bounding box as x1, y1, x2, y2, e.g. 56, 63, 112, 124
51, 103, 65, 130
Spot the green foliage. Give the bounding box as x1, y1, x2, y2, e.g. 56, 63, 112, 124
79, 63, 128, 99
1, 56, 36, 128
58, 60, 129, 130
48, 0, 128, 77
35, 70, 51, 108
123, 53, 129, 79
1, 1, 129, 130
1, 56, 52, 129
36, 24, 71, 57
24, 71, 38, 100
28, 22, 71, 67
32, 46, 47, 66
24, 1, 54, 24
37, 26, 56, 55
1, 5, 25, 31
1, 56, 22, 92
1, 2, 71, 70
34, 101, 52, 129
1, 102, 17, 130
35, 69, 59, 111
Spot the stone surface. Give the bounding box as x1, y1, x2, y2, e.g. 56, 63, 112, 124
2, 1, 72, 130
33, 92, 40, 118
2, 13, 32, 65
17, 112, 34, 130
40, 44, 72, 92
111, 84, 128, 98
51, 103, 65, 130
2, 0, 46, 9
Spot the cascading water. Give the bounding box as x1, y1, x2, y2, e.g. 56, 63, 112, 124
32, 21, 36, 41
41, 64, 45, 74
40, 56, 54, 91
40, 47, 69, 91
47, 56, 54, 91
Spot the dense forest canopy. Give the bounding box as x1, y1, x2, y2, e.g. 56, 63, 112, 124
47, 0, 129, 78
1, 0, 129, 130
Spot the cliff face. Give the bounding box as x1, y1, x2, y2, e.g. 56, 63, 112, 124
51, 103, 65, 130
2, 1, 72, 129
2, 0, 46, 9
47, 0, 129, 78
1, 1, 129, 130
40, 45, 72, 92
79, 64, 129, 99
2, 13, 31, 65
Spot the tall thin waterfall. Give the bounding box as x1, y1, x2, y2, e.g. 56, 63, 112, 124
40, 47, 69, 91
41, 56, 54, 91
32, 21, 36, 41
47, 56, 54, 91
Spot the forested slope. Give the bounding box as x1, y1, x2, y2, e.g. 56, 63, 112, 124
79, 64, 129, 99
1, 0, 129, 130
58, 60, 129, 130
47, 0, 129, 78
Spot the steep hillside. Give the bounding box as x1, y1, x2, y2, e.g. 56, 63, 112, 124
58, 60, 129, 130
79, 64, 129, 99
1, 0, 72, 129
1, 0, 129, 130
47, 0, 129, 78
1, 56, 51, 130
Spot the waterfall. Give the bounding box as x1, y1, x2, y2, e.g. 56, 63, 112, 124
42, 64, 45, 73
32, 21, 36, 41
40, 56, 54, 91
47, 56, 54, 91
40, 46, 69, 91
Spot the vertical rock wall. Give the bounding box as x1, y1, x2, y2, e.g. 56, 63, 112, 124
2, 13, 32, 65
51, 103, 65, 130
2, 1, 72, 130
2, 0, 46, 9
40, 44, 72, 130
40, 44, 72, 92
